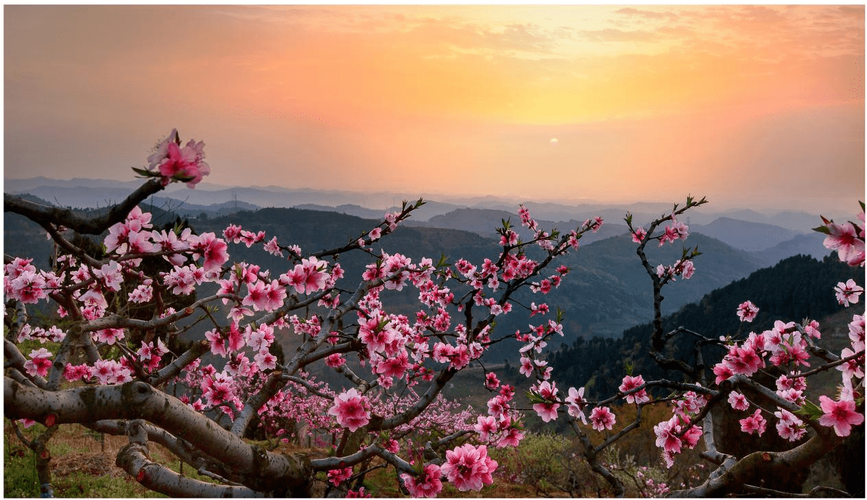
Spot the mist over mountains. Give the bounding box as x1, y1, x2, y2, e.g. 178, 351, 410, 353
5, 176, 828, 232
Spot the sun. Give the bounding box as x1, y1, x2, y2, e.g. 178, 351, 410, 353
550, 138, 559, 146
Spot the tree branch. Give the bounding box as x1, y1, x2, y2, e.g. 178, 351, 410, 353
4, 179, 165, 234
4, 377, 312, 494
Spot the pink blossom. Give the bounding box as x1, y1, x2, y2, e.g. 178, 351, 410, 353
724, 346, 763, 376
63, 364, 92, 382
532, 381, 560, 422
654, 416, 682, 455
712, 363, 734, 385
24, 348, 53, 377
401, 464, 443, 498
205, 329, 228, 357
739, 409, 767, 436
190, 233, 229, 273
152, 228, 190, 266
151, 132, 210, 188
486, 395, 510, 419
818, 395, 864, 437
223, 224, 243, 243
254, 348, 278, 371
327, 467, 353, 486
263, 236, 283, 257
565, 386, 589, 424
9, 270, 48, 304
242, 280, 270, 311
849, 314, 864, 352
128, 282, 154, 303
440, 444, 497, 492
774, 409, 806, 442
835, 279, 864, 307
804, 319, 822, 339
590, 406, 616, 431
823, 222, 865, 267
375, 349, 410, 379
631, 227, 647, 244
619, 375, 649, 404
346, 487, 372, 498
728, 391, 749, 411
328, 388, 371, 432
94, 328, 125, 345
496, 427, 524, 448
203, 376, 234, 408
325, 353, 346, 368
736, 300, 759, 323
484, 372, 500, 390
837, 347, 864, 379
474, 415, 498, 442
240, 230, 266, 248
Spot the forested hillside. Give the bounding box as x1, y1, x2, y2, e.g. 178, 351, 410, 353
3, 202, 783, 363
546, 254, 864, 399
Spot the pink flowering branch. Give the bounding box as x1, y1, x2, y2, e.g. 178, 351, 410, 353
150, 340, 210, 386
626, 196, 708, 379
4, 338, 48, 389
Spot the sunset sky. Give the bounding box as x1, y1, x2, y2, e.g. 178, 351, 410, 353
4, 5, 865, 213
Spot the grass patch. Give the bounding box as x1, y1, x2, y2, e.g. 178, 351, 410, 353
5, 441, 40, 498
51, 472, 165, 498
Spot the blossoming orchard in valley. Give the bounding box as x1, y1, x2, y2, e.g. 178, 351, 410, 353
3, 130, 864, 497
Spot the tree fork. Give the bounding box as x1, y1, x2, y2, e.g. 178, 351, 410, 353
4, 377, 313, 494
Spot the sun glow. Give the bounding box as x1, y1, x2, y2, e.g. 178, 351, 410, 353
3, 5, 863, 211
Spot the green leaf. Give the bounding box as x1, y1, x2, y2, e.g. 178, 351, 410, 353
131, 167, 155, 177
435, 253, 449, 270
812, 225, 831, 235
525, 390, 546, 404
794, 399, 823, 420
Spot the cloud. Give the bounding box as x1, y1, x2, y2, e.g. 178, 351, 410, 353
615, 7, 680, 22
573, 28, 658, 43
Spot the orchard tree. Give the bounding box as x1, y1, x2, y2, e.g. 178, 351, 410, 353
4, 130, 864, 497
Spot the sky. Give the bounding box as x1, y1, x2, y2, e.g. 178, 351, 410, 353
4, 5, 865, 213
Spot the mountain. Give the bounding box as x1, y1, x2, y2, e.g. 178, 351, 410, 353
413, 207, 629, 244
546, 232, 763, 340
148, 197, 259, 217
691, 217, 803, 252
4, 198, 768, 361
750, 232, 831, 267
293, 203, 386, 220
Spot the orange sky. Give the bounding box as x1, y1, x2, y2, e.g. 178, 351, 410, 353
4, 5, 865, 212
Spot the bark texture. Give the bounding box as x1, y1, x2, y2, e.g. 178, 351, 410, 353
5, 377, 313, 495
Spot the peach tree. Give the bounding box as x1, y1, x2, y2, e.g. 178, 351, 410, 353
4, 130, 863, 497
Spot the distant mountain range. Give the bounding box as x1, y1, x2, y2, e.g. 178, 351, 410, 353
4, 184, 834, 353
5, 175, 832, 264
4, 175, 825, 228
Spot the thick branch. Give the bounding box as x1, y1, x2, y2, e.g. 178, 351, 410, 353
87, 419, 241, 484
4, 378, 312, 494
669, 428, 844, 497
116, 442, 264, 497
4, 179, 165, 234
